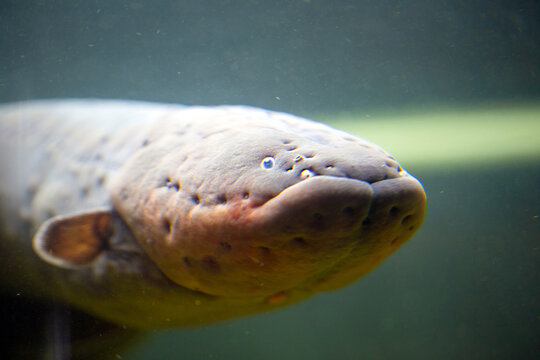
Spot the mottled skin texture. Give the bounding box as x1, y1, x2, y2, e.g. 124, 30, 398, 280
0, 100, 426, 330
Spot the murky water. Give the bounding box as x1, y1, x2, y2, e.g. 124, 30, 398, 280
1, 1, 538, 359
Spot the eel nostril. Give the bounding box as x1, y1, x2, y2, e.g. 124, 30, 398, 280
389, 206, 399, 216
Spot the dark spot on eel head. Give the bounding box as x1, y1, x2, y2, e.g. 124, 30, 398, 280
217, 193, 227, 204
342, 207, 355, 217
96, 176, 106, 186
162, 218, 171, 233
219, 241, 232, 250
292, 237, 306, 245
164, 178, 180, 191
202, 256, 220, 271
258, 246, 270, 254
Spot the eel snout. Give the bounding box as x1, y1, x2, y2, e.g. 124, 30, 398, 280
309, 174, 427, 292
248, 172, 427, 293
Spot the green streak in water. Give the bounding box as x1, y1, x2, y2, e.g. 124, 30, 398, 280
315, 103, 540, 171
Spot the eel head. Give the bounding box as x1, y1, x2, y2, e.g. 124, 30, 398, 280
108, 107, 427, 299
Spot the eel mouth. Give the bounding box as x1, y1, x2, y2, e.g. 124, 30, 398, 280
248, 175, 375, 238
152, 172, 426, 299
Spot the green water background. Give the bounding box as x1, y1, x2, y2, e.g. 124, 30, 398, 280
1, 1, 538, 359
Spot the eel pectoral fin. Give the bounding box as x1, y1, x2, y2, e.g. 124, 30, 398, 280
33, 208, 114, 269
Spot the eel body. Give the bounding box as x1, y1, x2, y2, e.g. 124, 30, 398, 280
0, 100, 426, 329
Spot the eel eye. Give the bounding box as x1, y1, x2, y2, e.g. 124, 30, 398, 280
261, 157, 275, 170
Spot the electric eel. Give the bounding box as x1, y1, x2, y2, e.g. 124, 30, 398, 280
0, 100, 426, 330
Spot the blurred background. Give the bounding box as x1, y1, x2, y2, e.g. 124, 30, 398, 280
1, 0, 538, 113
1, 1, 539, 359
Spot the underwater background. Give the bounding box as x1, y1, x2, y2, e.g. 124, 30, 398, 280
1, 1, 538, 359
